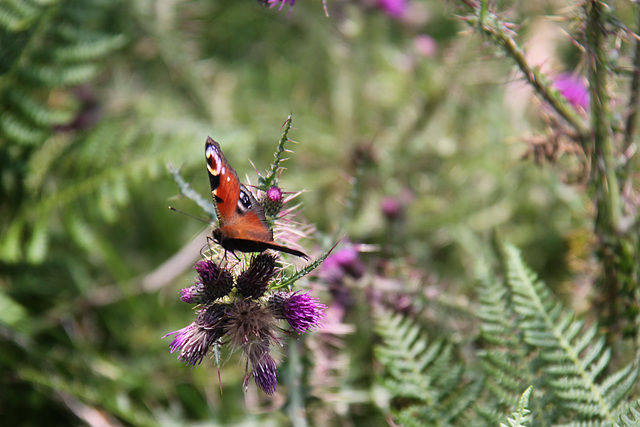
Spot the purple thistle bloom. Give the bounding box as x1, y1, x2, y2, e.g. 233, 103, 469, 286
252, 352, 278, 395
553, 73, 589, 111
163, 304, 228, 367
261, 186, 285, 218
184, 260, 233, 304
381, 196, 403, 221
179, 286, 198, 303
164, 324, 197, 354
236, 253, 277, 299
322, 246, 365, 282
378, 0, 407, 18
414, 34, 438, 58
266, 186, 283, 203
278, 291, 326, 334
163, 323, 214, 367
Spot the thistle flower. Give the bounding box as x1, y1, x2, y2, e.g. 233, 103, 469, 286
166, 117, 327, 394
321, 245, 366, 283
251, 351, 278, 395
377, 0, 407, 18
181, 260, 234, 304
270, 291, 326, 333
553, 73, 589, 111
261, 186, 284, 218
236, 253, 277, 299
225, 299, 281, 394
414, 34, 438, 58
164, 304, 229, 367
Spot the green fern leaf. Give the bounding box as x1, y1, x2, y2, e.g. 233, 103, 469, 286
55, 34, 126, 62
504, 244, 638, 423
475, 256, 542, 417
0, 0, 126, 147
375, 311, 480, 425
616, 400, 640, 427
500, 386, 533, 427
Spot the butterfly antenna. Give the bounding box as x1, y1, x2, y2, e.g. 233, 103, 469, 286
168, 206, 211, 225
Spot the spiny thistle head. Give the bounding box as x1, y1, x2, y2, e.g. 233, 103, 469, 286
260, 186, 284, 218
236, 253, 278, 299
249, 349, 278, 395
164, 304, 228, 367
225, 299, 278, 348
270, 291, 326, 334
181, 260, 234, 304
166, 117, 330, 394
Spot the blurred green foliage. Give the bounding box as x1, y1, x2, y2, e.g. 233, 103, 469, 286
1, 0, 639, 425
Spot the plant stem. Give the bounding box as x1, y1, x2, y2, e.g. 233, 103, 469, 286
624, 4, 640, 167
287, 338, 308, 427
471, 2, 590, 140
586, 0, 625, 335
587, 0, 621, 234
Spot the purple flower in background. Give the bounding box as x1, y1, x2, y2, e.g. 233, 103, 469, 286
321, 245, 366, 283
414, 34, 438, 58
381, 196, 403, 221
381, 189, 413, 222
378, 0, 407, 18
263, 0, 295, 12
553, 73, 589, 111
272, 291, 326, 333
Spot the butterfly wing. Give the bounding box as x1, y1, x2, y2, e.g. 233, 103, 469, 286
206, 137, 272, 240
205, 137, 308, 259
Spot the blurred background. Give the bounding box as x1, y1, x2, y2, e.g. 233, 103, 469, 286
1, 0, 637, 425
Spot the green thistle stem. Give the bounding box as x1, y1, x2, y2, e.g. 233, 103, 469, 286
287, 338, 308, 427
623, 4, 640, 154
471, 0, 590, 140
260, 114, 294, 189
587, 0, 621, 236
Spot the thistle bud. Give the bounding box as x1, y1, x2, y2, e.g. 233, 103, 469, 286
236, 253, 277, 299
182, 260, 233, 304
261, 186, 284, 218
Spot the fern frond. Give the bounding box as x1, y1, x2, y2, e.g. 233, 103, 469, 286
0, 0, 126, 147
475, 257, 541, 416
504, 244, 638, 423
500, 386, 533, 427
1, 120, 187, 263
616, 400, 640, 427
374, 310, 480, 425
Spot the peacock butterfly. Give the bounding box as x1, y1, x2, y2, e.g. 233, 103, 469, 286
205, 137, 308, 259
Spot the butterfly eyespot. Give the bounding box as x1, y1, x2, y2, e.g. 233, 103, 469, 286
238, 190, 252, 212
205, 137, 308, 259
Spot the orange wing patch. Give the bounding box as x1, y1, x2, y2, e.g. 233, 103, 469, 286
205, 137, 308, 259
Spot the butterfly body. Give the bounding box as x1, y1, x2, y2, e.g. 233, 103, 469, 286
205, 137, 308, 259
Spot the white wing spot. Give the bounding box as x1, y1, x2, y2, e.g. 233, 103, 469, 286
206, 147, 223, 175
